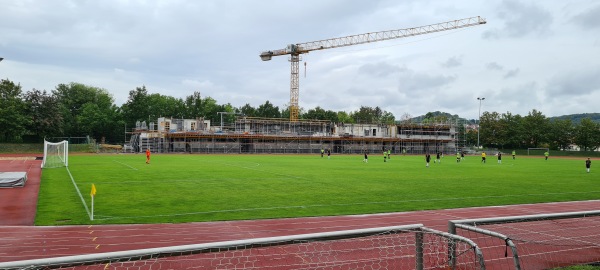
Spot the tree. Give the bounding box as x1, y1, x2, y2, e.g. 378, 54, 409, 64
53, 82, 115, 137
183, 91, 204, 118
146, 94, 185, 120
351, 106, 382, 123
121, 86, 151, 127
522, 109, 549, 148
239, 103, 257, 117
256, 101, 281, 118
0, 79, 29, 142
337, 111, 353, 123
499, 112, 525, 149
379, 111, 395, 124
422, 112, 435, 124
202, 96, 223, 123
24, 89, 64, 141
479, 111, 501, 147
77, 103, 124, 143
548, 119, 573, 151
574, 118, 600, 151
304, 106, 327, 120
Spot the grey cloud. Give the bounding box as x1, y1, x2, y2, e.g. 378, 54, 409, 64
397, 69, 456, 92
357, 62, 403, 78
546, 67, 600, 96
483, 0, 553, 39
504, 68, 520, 78
441, 56, 463, 68
486, 62, 504, 71
570, 4, 600, 30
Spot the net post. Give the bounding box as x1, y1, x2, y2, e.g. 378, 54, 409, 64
91, 195, 94, 221
64, 140, 69, 167
448, 221, 457, 269
415, 230, 424, 270
42, 140, 48, 168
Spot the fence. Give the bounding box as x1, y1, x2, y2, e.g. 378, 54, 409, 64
0, 224, 485, 270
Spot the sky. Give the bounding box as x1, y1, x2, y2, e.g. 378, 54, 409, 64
1, 0, 599, 120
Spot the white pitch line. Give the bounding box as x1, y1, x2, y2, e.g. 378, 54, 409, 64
112, 160, 138, 170
66, 167, 91, 220
90, 191, 600, 221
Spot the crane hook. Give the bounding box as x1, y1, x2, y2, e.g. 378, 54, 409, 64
304, 62, 307, 78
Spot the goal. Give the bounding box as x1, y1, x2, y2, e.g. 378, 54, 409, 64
42, 140, 69, 168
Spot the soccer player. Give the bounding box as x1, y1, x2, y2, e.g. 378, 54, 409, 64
456, 152, 461, 163
425, 153, 431, 168
497, 152, 502, 164
461, 151, 465, 160
321, 148, 324, 158
481, 152, 486, 163
383, 150, 387, 162
327, 148, 331, 159
435, 152, 441, 164
512, 150, 516, 160
544, 151, 549, 160
363, 151, 368, 163
145, 148, 151, 164
586, 158, 591, 173
387, 149, 391, 160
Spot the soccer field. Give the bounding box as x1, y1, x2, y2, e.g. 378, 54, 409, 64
35, 153, 599, 225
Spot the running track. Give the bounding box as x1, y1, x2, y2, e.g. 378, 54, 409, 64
1, 155, 599, 264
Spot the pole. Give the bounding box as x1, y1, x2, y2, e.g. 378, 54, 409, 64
477, 97, 485, 148
91, 195, 94, 221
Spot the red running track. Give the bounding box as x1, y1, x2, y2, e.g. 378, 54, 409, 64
1, 155, 599, 265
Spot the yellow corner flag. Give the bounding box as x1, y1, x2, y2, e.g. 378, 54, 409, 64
91, 184, 97, 197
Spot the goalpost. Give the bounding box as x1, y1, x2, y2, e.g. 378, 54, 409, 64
42, 140, 69, 168
527, 147, 549, 156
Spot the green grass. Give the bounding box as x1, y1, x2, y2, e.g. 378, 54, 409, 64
35, 153, 599, 225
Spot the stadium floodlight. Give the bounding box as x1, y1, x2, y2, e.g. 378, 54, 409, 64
477, 97, 485, 148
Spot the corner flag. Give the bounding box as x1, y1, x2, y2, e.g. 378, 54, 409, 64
91, 184, 97, 197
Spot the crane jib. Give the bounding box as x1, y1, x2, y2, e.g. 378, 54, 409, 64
259, 16, 487, 121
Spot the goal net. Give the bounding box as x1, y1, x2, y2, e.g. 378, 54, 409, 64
450, 210, 600, 269
0, 224, 486, 269
42, 140, 69, 168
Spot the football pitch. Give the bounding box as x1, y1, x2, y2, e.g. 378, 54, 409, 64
35, 153, 598, 225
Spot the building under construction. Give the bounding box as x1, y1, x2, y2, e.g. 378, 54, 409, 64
128, 117, 461, 155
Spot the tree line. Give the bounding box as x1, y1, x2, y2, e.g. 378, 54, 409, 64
2, 79, 598, 150
474, 110, 600, 151
0, 79, 395, 144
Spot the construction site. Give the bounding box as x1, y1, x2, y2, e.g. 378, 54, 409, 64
127, 116, 463, 155
127, 17, 483, 156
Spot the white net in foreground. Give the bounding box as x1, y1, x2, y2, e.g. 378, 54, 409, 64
449, 210, 600, 270
0, 224, 485, 270
42, 140, 69, 168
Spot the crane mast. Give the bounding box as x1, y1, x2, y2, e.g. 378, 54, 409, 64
261, 16, 486, 121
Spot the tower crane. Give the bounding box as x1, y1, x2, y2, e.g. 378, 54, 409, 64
260, 16, 486, 121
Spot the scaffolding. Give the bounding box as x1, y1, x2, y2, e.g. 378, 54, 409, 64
128, 117, 459, 155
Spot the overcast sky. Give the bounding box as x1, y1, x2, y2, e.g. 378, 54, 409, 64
1, 0, 599, 120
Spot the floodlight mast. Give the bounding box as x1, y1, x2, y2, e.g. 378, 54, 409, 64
260, 16, 487, 121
